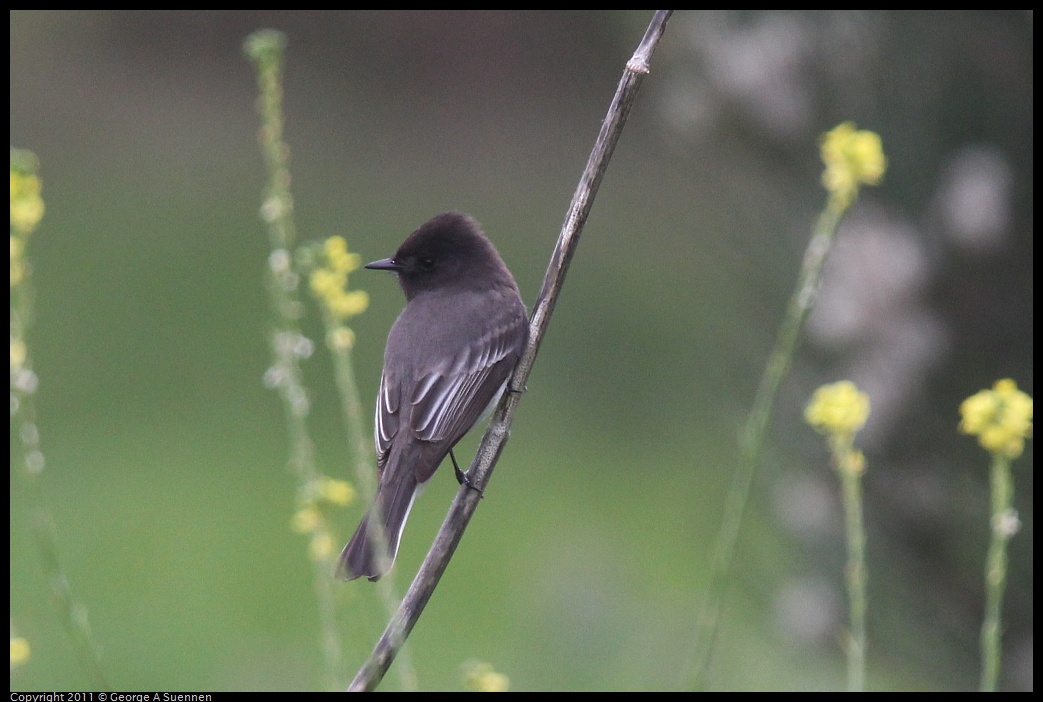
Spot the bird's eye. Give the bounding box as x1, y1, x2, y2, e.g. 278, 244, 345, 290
418, 257, 435, 271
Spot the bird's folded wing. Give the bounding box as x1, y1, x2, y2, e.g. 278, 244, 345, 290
415, 314, 524, 443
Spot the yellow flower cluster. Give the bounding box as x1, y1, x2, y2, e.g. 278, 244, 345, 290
319, 476, 355, 505
820, 122, 887, 211
805, 380, 871, 441
291, 476, 355, 561
959, 379, 1033, 459
462, 661, 510, 692
309, 236, 369, 327
11, 164, 45, 288
10, 636, 31, 667
11, 237, 26, 288
10, 169, 44, 234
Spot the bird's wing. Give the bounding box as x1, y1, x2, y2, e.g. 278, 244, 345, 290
374, 371, 399, 471
374, 307, 527, 482
410, 313, 526, 450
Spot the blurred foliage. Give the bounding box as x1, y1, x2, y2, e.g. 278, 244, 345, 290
10, 11, 1032, 691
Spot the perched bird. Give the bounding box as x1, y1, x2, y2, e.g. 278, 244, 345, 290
338, 212, 529, 581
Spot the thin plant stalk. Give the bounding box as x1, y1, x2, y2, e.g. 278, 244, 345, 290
11, 150, 109, 689
838, 445, 867, 691
958, 379, 1032, 691
319, 306, 418, 691
692, 121, 886, 687
244, 30, 345, 691
805, 380, 872, 691
690, 204, 844, 687
979, 454, 1013, 692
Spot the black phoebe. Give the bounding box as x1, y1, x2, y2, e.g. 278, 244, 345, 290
337, 212, 529, 581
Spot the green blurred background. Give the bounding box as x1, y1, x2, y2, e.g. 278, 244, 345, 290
10, 10, 1032, 691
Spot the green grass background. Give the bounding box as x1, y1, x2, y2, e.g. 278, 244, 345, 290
10, 11, 1032, 691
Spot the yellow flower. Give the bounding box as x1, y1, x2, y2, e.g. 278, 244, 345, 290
308, 531, 335, 561
328, 289, 369, 320
10, 170, 45, 233
463, 661, 510, 692
805, 380, 871, 440
11, 235, 25, 287
291, 506, 322, 534
844, 448, 867, 477
309, 268, 341, 298
324, 236, 362, 274
320, 477, 355, 506
10, 636, 31, 666
821, 122, 887, 211
309, 237, 369, 322
960, 379, 1033, 459
323, 235, 348, 260
11, 338, 27, 370
327, 326, 356, 351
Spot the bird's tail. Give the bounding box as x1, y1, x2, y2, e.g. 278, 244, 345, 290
337, 473, 419, 581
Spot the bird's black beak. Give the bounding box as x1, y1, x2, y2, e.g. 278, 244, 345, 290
365, 257, 401, 272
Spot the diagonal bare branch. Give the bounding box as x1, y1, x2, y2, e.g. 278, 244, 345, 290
349, 11, 674, 692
